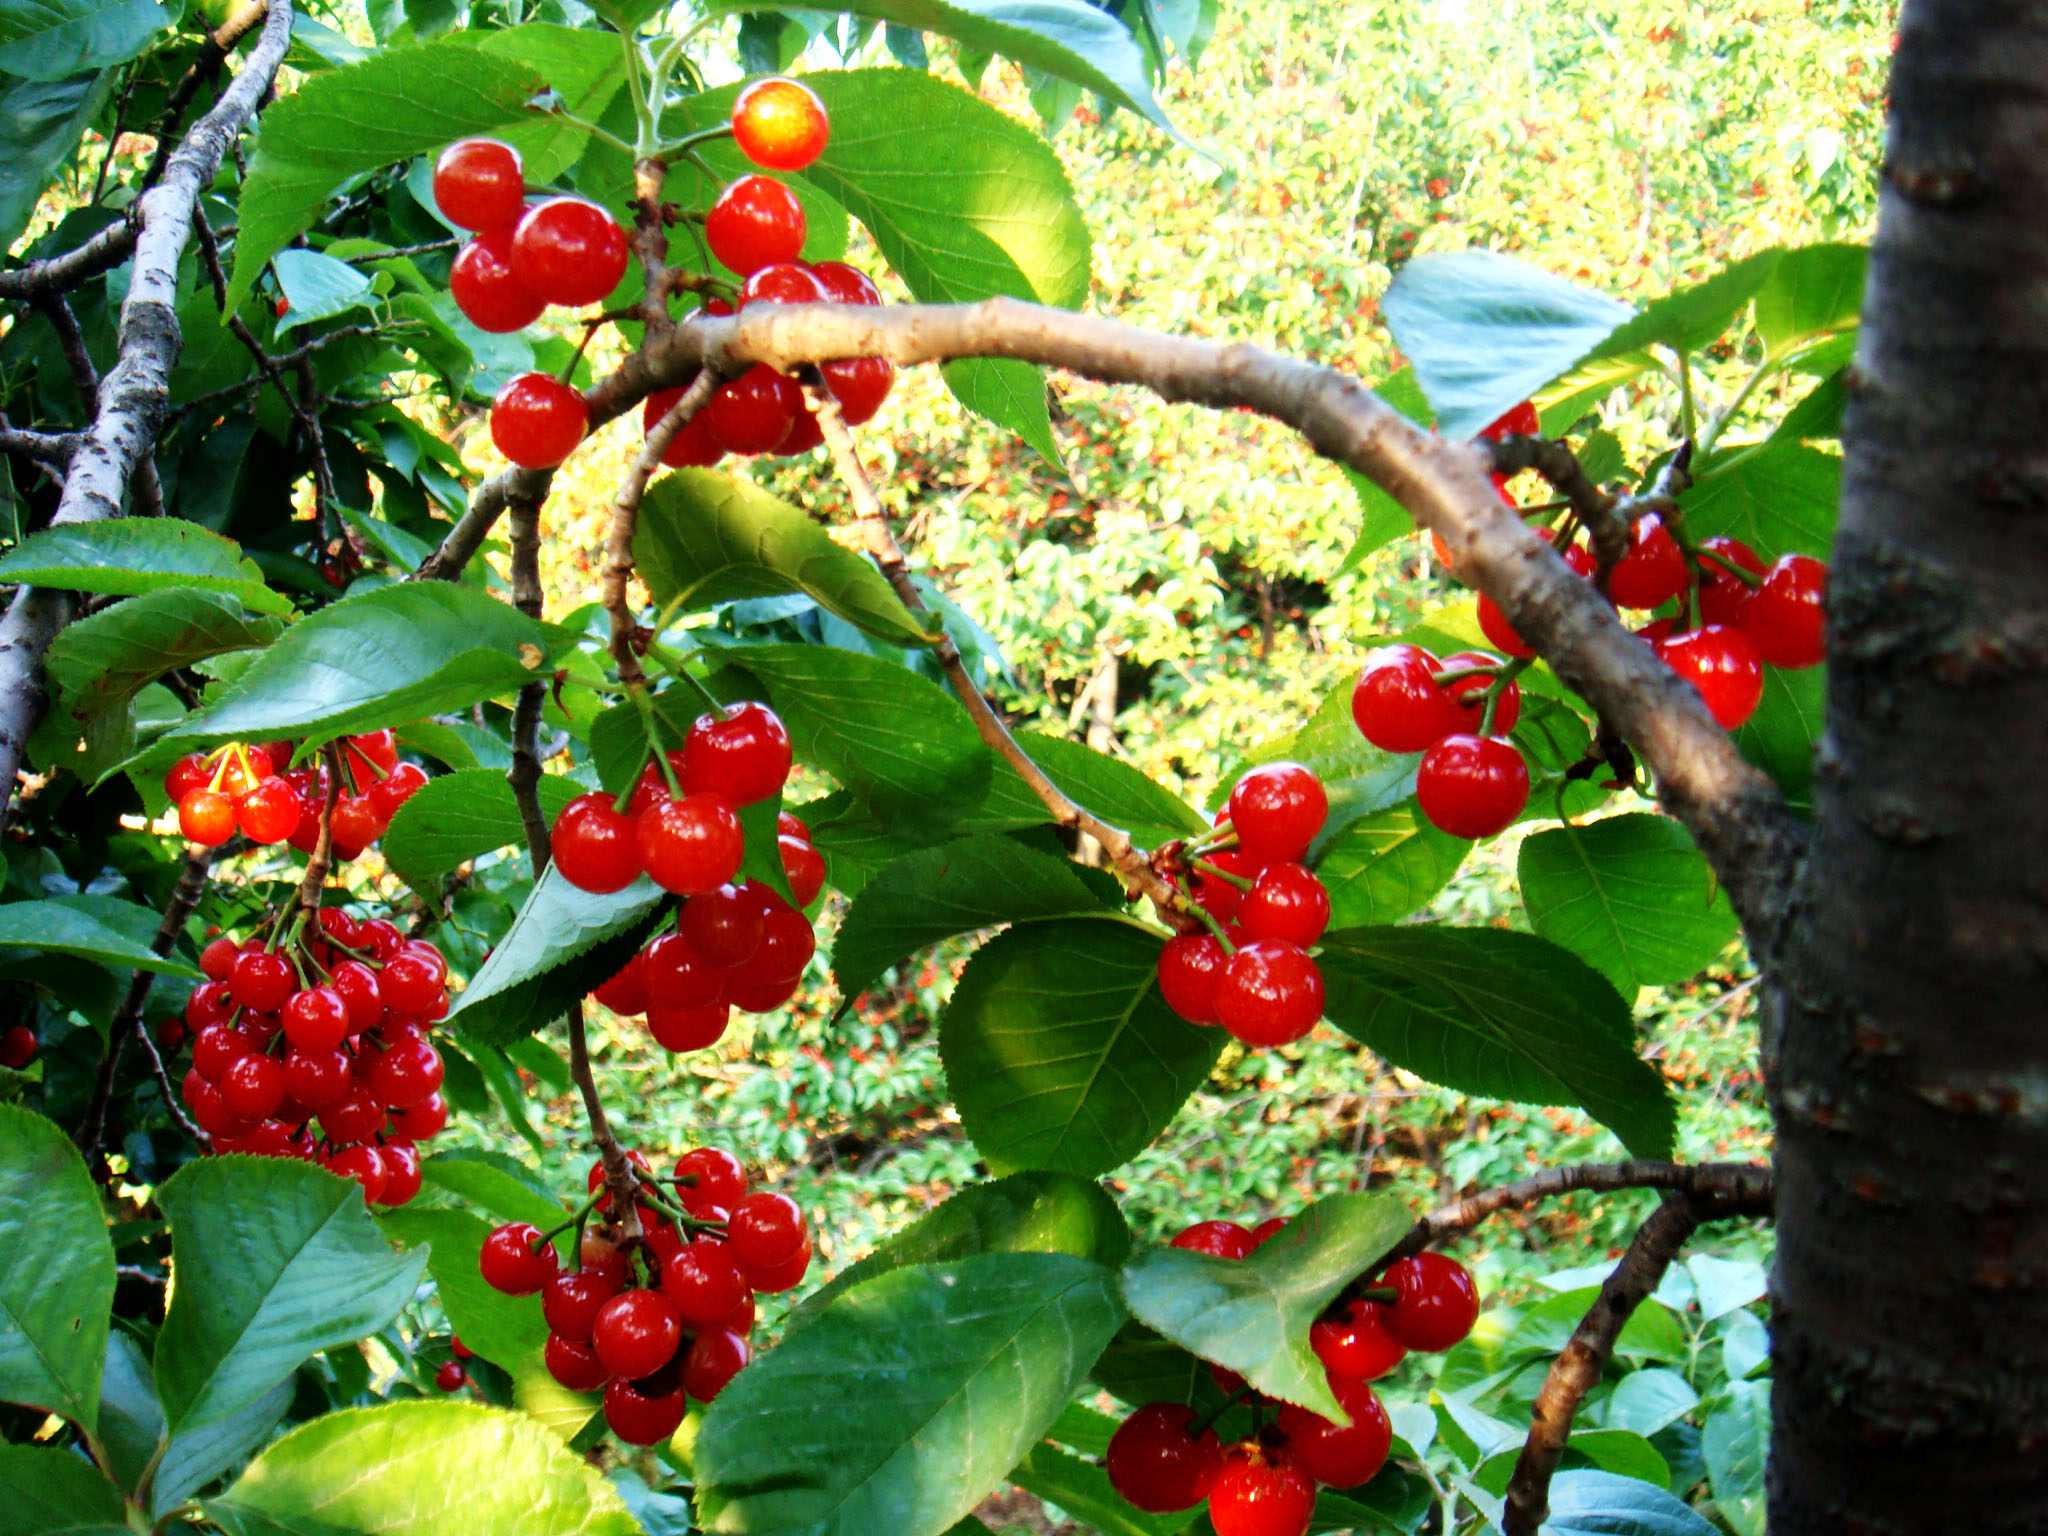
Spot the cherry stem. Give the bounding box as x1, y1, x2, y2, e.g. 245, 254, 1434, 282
612, 737, 655, 818
659, 122, 735, 157
1357, 1284, 1398, 1304
1183, 899, 1238, 953
627, 686, 685, 798
1430, 664, 1498, 688
534, 1188, 607, 1249
1184, 825, 1239, 858
1190, 858, 1255, 892
1695, 544, 1764, 586
1477, 656, 1532, 738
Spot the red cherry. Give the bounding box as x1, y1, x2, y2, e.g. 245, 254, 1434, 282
603, 1375, 687, 1446
510, 197, 629, 308
375, 1142, 423, 1207
317, 1085, 385, 1145
738, 260, 827, 308
732, 890, 814, 995
433, 1359, 468, 1392
773, 405, 825, 457
592, 954, 650, 1016
369, 1037, 443, 1108
328, 961, 384, 1033
191, 1021, 249, 1082
1415, 734, 1529, 839
1191, 846, 1259, 924
281, 985, 349, 1052
235, 776, 304, 844
380, 943, 448, 1014
553, 793, 643, 894
702, 364, 802, 455
676, 1148, 748, 1216
1208, 1448, 1317, 1536
1351, 644, 1461, 752
450, 228, 545, 333
1310, 1297, 1407, 1382
746, 1244, 811, 1294
1170, 1220, 1255, 1260
1382, 1252, 1481, 1352
165, 751, 213, 802
682, 703, 792, 806
779, 835, 826, 907
1655, 623, 1763, 729
344, 728, 399, 782
1106, 1403, 1223, 1513
329, 794, 382, 856
545, 1334, 610, 1392
1476, 594, 1535, 659
186, 979, 235, 1031
817, 355, 894, 426
220, 1052, 285, 1121
636, 794, 745, 895
1214, 940, 1324, 1047
1438, 650, 1522, 736
490, 372, 587, 469
1276, 1375, 1394, 1488
1156, 932, 1228, 1025
662, 1237, 748, 1329
811, 261, 881, 305
543, 1267, 622, 1345
647, 1002, 731, 1053
1228, 763, 1327, 863
231, 950, 295, 1013
1478, 400, 1540, 440
0, 1025, 37, 1070
1235, 864, 1331, 947
198, 935, 240, 981
178, 789, 236, 846
705, 175, 806, 275
367, 762, 427, 824
1696, 535, 1765, 625
388, 1092, 448, 1141
283, 1046, 351, 1111
732, 77, 830, 171
480, 1222, 560, 1295
679, 883, 766, 967
325, 1144, 387, 1207
593, 1289, 684, 1380
1739, 553, 1827, 667
727, 1191, 806, 1274
433, 138, 525, 232
682, 1326, 751, 1402
1609, 512, 1689, 609
641, 387, 725, 468
641, 931, 729, 1011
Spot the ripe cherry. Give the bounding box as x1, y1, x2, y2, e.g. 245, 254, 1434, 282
702, 364, 802, 455
376, 1143, 423, 1207
1236, 864, 1331, 947
433, 1359, 468, 1392
1106, 1403, 1223, 1513
511, 197, 629, 307
1310, 1296, 1407, 1382
283, 1046, 351, 1110
165, 751, 213, 802
369, 1036, 443, 1108
1740, 552, 1827, 667
811, 261, 882, 306
706, 175, 807, 275
647, 1002, 731, 1053
1654, 623, 1763, 729
388, 1091, 448, 1142
178, 789, 236, 846
738, 260, 827, 308
1214, 940, 1324, 1046
1415, 734, 1529, 839
187, 979, 236, 1031
1276, 1375, 1394, 1488
1228, 763, 1328, 863
543, 1267, 621, 1344
641, 386, 725, 468
592, 954, 650, 1016
733, 892, 814, 995
1438, 650, 1522, 736
1170, 1220, 1256, 1260
367, 762, 427, 824
1476, 593, 1535, 659
727, 1191, 807, 1273
490, 372, 586, 469
317, 1084, 385, 1145
545, 1333, 610, 1392
450, 228, 544, 333
593, 1289, 683, 1379
637, 793, 745, 895
282, 985, 349, 1052
819, 355, 894, 426
199, 934, 240, 981
1609, 512, 1689, 609
678, 884, 765, 967
676, 1147, 747, 1217
745, 1243, 811, 1294
1156, 932, 1228, 1025
1478, 400, 1540, 440
682, 1326, 752, 1402
433, 138, 524, 232
1696, 535, 1765, 625
662, 1237, 748, 1330
328, 960, 384, 1032
642, 932, 728, 1011
553, 793, 642, 894
480, 1221, 560, 1295
231, 950, 295, 1013
380, 943, 448, 1014
682, 702, 792, 806
236, 776, 303, 844
1382, 1251, 1481, 1352
1208, 1447, 1317, 1536
0, 1025, 37, 1070
603, 1375, 687, 1446
732, 77, 830, 170
1352, 644, 1460, 751
779, 835, 826, 907
220, 1053, 285, 1121
326, 1145, 387, 1206
1191, 846, 1258, 923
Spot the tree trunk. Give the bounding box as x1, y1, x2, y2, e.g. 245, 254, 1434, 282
1770, 4, 2048, 1529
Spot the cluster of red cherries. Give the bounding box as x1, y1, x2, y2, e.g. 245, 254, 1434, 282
556, 700, 822, 1045
1106, 1218, 1481, 1536
175, 910, 451, 1205
163, 731, 427, 854
479, 1147, 810, 1445
1156, 763, 1332, 1047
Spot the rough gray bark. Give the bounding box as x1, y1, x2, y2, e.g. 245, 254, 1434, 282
1768, 5, 2048, 1529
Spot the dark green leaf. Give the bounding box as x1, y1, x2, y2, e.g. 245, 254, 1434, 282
695, 1254, 1125, 1536
0, 518, 289, 616
1318, 927, 1675, 1158
1012, 1443, 1200, 1536
1770, 368, 1846, 443
1229, 681, 1418, 850
1755, 243, 1866, 356
972, 732, 1209, 846
0, 1442, 127, 1535
0, 894, 200, 976
636, 470, 932, 646
96, 1331, 163, 1494
941, 918, 1222, 1178
1588, 251, 1786, 359
45, 589, 283, 728
1119, 1193, 1412, 1418
1382, 251, 1634, 438
1517, 815, 1738, 993
150, 1379, 294, 1520
1536, 1470, 1718, 1536
0, 0, 166, 79
1310, 1469, 1435, 1534
153, 1157, 426, 1436
1314, 805, 1468, 928
1473, 1430, 1671, 1497
417, 1150, 564, 1229
833, 833, 1121, 1001
0, 73, 111, 248
379, 1208, 551, 1370
1733, 663, 1823, 816
1700, 1381, 1768, 1536
381, 768, 583, 894
208, 1400, 639, 1536
0, 1104, 114, 1429
1680, 439, 1840, 562
446, 867, 664, 1030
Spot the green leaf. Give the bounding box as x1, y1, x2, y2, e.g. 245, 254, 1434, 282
636, 470, 932, 646
717, 641, 992, 843
0, 894, 200, 976
1311, 1470, 1435, 1534
0, 1105, 114, 1429
1605, 1368, 1699, 1438
151, 1379, 294, 1520
45, 589, 284, 728
942, 918, 1222, 1178
1119, 1193, 1413, 1419
273, 248, 376, 333
1538, 1470, 1718, 1536
833, 833, 1121, 1001
146, 584, 575, 757
1687, 1254, 1766, 1322
0, 519, 289, 616
381, 768, 583, 894
1587, 250, 1786, 359
1012, 1443, 1200, 1536
0, 1442, 127, 1535
1700, 1381, 1768, 1536
226, 40, 547, 313
1314, 805, 1469, 929
0, 73, 111, 248
153, 1157, 426, 1437
379, 1208, 551, 1370
1755, 243, 1866, 356
1336, 465, 1419, 574
97, 1331, 164, 1495
1318, 927, 1675, 1158
695, 1253, 1125, 1536
209, 1400, 638, 1536
1472, 1430, 1670, 1497
0, 0, 166, 79
417, 1150, 564, 1229
447, 867, 664, 1034
1230, 683, 1419, 851
1517, 815, 1738, 994
1381, 251, 1635, 438
788, 1170, 1130, 1331
1733, 663, 1824, 816
1000, 733, 1209, 842
1680, 439, 1840, 562
474, 25, 629, 185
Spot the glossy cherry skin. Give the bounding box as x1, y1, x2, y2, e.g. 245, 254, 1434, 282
1170, 1220, 1256, 1260
811, 260, 882, 305
510, 197, 629, 307
1214, 940, 1324, 1047
544, 1333, 610, 1392
1478, 400, 1540, 440
490, 372, 587, 469
1739, 552, 1827, 667
702, 364, 802, 455
1609, 511, 1689, 609
1192, 846, 1258, 923
317, 1085, 386, 1145
592, 954, 649, 1016
820, 355, 894, 425
1438, 649, 1522, 736
1156, 932, 1228, 1025
780, 835, 826, 907
178, 789, 235, 845
682, 1326, 751, 1401
603, 1375, 687, 1446
727, 1191, 807, 1273
647, 1002, 731, 1053
676, 1147, 748, 1217
1654, 623, 1763, 729
1236, 863, 1331, 947
642, 386, 725, 468
433, 138, 525, 231
744, 1244, 810, 1294
479, 1222, 560, 1295
1415, 734, 1529, 839
232, 950, 296, 1012
1228, 762, 1328, 864
732, 77, 830, 170
325, 1145, 387, 1207
1276, 1375, 1394, 1488
592, 1289, 684, 1379
388, 1092, 448, 1142
636, 794, 745, 895
662, 1236, 748, 1329
542, 1267, 621, 1345
282, 1047, 351, 1111
369, 1036, 443, 1108
236, 776, 304, 843
706, 175, 807, 275
1696, 535, 1766, 626
1352, 643, 1460, 752
642, 932, 728, 1011
1381, 1251, 1482, 1352
1208, 1448, 1317, 1536
380, 944, 447, 1014
682, 702, 792, 806
678, 883, 765, 967
1105, 1403, 1223, 1513
450, 228, 544, 333
738, 260, 827, 308
375, 1142, 423, 1207
1310, 1296, 1407, 1382
220, 1053, 285, 1121
553, 793, 642, 894
282, 985, 349, 1052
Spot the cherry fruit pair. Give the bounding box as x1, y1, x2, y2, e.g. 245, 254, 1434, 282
1350, 644, 1530, 839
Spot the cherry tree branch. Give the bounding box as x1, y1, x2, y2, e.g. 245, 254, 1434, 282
566, 1001, 644, 1250
602, 369, 722, 686
294, 743, 343, 919
507, 496, 551, 874
411, 465, 552, 583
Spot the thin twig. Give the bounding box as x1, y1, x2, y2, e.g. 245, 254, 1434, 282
295, 743, 342, 918
178, 326, 380, 415
411, 464, 553, 583
602, 369, 722, 685
138, 0, 273, 193
0, 428, 81, 464
566, 1002, 644, 1248
507, 494, 551, 874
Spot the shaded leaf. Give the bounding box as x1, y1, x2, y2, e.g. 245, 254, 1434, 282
446, 866, 665, 1034
0, 1442, 127, 1534
273, 248, 376, 333
0, 73, 111, 248
0, 0, 166, 79
379, 1208, 551, 1370
1314, 805, 1468, 929
1680, 439, 1840, 562
381, 768, 584, 894
1011, 1443, 1200, 1536
0, 894, 200, 977
1536, 1470, 1718, 1536
0, 518, 289, 616
45, 589, 284, 727
1733, 663, 1823, 816
1700, 1381, 1768, 1536
0, 1104, 115, 1429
